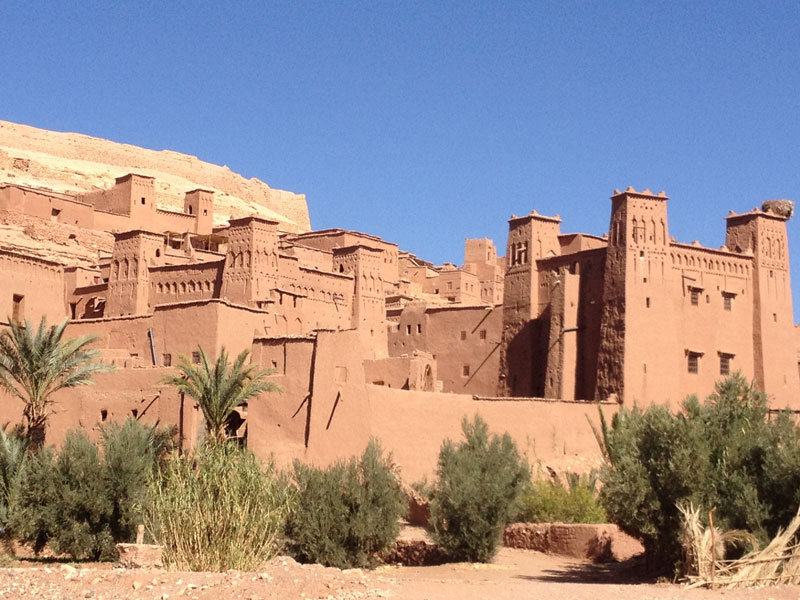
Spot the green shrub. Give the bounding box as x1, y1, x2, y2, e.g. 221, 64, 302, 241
516, 470, 606, 524
148, 441, 292, 571
285, 439, 406, 569
11, 430, 115, 560
0, 428, 27, 531
429, 415, 529, 562
8, 419, 173, 560
102, 419, 175, 544
597, 374, 800, 571
410, 477, 434, 501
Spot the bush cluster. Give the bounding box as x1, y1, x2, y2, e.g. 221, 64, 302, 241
0, 429, 26, 534
516, 470, 606, 524
285, 439, 406, 569
429, 415, 529, 562
9, 419, 171, 560
148, 440, 292, 571
598, 374, 800, 569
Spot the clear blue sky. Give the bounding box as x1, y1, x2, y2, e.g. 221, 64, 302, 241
2, 1, 799, 315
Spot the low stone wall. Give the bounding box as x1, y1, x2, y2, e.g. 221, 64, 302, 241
116, 543, 164, 568
382, 540, 448, 566
503, 523, 643, 562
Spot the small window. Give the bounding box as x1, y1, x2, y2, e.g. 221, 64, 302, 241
192, 351, 201, 364
479, 329, 487, 340
188, 205, 193, 215
141, 197, 146, 205
773, 313, 778, 323
162, 353, 172, 367
203, 209, 208, 216
50, 208, 61, 222
462, 365, 470, 377
417, 324, 422, 334
406, 324, 411, 335
690, 289, 699, 306
11, 294, 24, 322
687, 352, 700, 374
100, 409, 108, 422
131, 409, 138, 418
720, 354, 732, 376
646, 297, 650, 308
460, 331, 467, 341
723, 294, 732, 311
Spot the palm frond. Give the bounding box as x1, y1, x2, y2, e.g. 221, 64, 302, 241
162, 346, 281, 442
0, 317, 113, 446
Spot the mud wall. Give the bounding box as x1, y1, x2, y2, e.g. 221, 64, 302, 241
366, 387, 617, 482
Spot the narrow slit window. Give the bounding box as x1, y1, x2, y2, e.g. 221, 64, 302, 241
719, 354, 732, 376
687, 352, 701, 374
11, 294, 24, 322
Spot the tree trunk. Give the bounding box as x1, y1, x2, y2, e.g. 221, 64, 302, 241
26, 422, 46, 453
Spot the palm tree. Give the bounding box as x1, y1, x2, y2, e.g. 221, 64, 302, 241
163, 346, 280, 444
0, 317, 113, 450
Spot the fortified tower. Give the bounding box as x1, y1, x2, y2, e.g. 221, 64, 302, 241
595, 188, 674, 402
725, 201, 798, 404
464, 238, 504, 305
221, 217, 279, 307
106, 230, 163, 316
498, 211, 561, 396
85, 174, 157, 229
333, 245, 388, 358
183, 189, 214, 235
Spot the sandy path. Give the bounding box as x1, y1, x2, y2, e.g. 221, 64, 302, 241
0, 548, 798, 600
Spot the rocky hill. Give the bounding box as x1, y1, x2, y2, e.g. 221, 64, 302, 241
0, 120, 311, 233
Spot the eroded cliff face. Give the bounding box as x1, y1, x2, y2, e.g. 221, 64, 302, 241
0, 120, 311, 233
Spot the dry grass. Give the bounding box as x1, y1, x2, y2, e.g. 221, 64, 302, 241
680, 503, 800, 588
147, 443, 293, 572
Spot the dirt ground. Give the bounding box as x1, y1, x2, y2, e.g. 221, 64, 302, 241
1, 548, 799, 600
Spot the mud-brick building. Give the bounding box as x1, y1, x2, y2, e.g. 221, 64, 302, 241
1, 170, 798, 478
498, 188, 799, 408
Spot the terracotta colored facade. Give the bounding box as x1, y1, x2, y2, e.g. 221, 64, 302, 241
498, 188, 799, 408
0, 174, 797, 478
